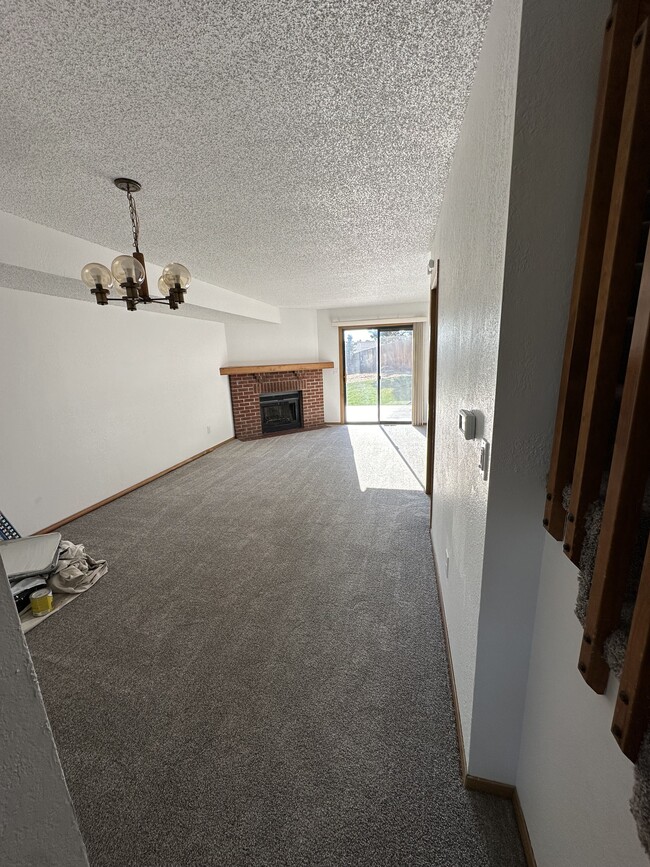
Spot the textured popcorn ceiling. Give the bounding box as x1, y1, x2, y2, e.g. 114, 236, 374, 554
0, 0, 490, 308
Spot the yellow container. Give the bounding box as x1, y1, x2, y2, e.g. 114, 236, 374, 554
30, 588, 54, 617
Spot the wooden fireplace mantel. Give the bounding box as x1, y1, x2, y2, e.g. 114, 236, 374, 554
219, 361, 334, 376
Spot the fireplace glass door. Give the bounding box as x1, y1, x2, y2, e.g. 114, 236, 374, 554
342, 326, 413, 424
260, 391, 302, 434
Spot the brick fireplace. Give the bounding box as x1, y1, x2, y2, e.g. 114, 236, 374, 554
219, 362, 334, 441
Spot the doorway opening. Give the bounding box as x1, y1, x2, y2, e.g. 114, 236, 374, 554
341, 326, 413, 424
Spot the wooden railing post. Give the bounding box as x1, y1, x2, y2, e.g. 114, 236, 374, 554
579, 225, 650, 693
544, 1, 643, 539
564, 18, 650, 565
611, 530, 650, 760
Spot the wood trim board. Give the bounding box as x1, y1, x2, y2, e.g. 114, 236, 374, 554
431, 544, 467, 780
37, 437, 235, 534
338, 327, 345, 424
513, 789, 538, 867
608, 229, 650, 756
219, 361, 334, 375
464, 774, 515, 799
464, 778, 537, 867
464, 775, 537, 867
426, 259, 439, 499
611, 534, 650, 760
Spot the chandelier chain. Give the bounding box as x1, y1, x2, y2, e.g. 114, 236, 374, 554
127, 189, 140, 253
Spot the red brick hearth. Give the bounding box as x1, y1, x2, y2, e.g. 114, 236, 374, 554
219, 362, 334, 441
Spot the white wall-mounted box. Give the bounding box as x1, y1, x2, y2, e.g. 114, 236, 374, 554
459, 409, 477, 440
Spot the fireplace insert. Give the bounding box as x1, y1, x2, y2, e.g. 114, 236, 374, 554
259, 391, 303, 434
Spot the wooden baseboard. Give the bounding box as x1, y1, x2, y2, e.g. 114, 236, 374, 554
465, 776, 537, 866
430, 541, 537, 867
464, 774, 515, 799
37, 437, 235, 534
431, 542, 467, 778
513, 789, 538, 867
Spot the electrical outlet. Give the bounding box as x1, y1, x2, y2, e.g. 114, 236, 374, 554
207, 425, 211, 435
445, 549, 450, 579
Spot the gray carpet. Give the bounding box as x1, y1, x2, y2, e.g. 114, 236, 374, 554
28, 425, 526, 867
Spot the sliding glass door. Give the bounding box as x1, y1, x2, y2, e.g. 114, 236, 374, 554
342, 326, 413, 424
379, 327, 413, 422
343, 328, 379, 422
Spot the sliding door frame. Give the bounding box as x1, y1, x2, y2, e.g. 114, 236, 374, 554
339, 324, 414, 425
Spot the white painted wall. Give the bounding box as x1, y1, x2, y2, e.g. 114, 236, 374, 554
516, 536, 648, 867
317, 310, 344, 423
317, 303, 428, 423
467, 0, 610, 784
223, 308, 320, 366
429, 0, 521, 758
0, 561, 89, 867
431, 0, 647, 861
0, 286, 234, 534
503, 6, 645, 862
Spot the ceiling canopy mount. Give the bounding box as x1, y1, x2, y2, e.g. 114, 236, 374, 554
113, 177, 142, 194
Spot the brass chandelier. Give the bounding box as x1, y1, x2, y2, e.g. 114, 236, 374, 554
81, 178, 191, 311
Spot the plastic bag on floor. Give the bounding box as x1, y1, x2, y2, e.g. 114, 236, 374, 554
48, 540, 108, 594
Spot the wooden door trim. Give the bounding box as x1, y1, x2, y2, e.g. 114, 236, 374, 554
338, 327, 345, 423
426, 260, 439, 499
